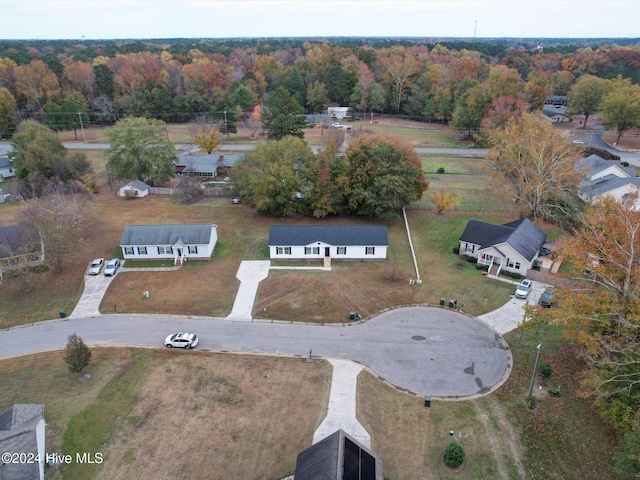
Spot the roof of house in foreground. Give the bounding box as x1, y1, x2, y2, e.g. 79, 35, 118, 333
295, 429, 381, 480
268, 225, 388, 246
460, 218, 546, 262
120, 224, 216, 246
0, 404, 44, 480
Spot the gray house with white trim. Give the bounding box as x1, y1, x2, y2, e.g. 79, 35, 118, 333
0, 156, 15, 179
268, 225, 388, 260
175, 153, 242, 177
0, 404, 45, 480
459, 218, 546, 277
119, 224, 217, 265
577, 154, 640, 209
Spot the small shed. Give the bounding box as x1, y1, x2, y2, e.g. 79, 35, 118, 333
118, 180, 150, 198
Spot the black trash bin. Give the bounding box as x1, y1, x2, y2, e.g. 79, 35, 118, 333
439, 297, 445, 306
424, 395, 431, 407
59, 309, 66, 318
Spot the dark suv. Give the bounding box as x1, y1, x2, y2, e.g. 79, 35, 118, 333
539, 287, 555, 308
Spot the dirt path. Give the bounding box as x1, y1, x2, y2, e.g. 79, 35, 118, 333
473, 396, 526, 479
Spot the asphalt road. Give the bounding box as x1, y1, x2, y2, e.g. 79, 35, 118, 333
1, 306, 511, 399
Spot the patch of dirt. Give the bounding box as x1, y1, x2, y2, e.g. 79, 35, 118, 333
473, 396, 526, 479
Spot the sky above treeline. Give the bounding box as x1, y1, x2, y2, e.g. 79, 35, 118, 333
2, 0, 639, 41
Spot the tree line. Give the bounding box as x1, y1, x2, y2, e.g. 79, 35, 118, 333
0, 39, 639, 140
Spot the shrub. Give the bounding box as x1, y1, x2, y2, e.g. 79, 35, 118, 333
501, 270, 524, 280
463, 255, 477, 263
64, 333, 92, 373
475, 264, 489, 272
621, 161, 630, 167
436, 167, 445, 174
452, 246, 460, 255
443, 441, 465, 468
539, 361, 553, 378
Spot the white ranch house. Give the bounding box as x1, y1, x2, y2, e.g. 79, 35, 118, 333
268, 225, 388, 261
119, 224, 217, 265
459, 218, 546, 277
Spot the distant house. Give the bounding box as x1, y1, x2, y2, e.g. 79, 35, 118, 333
0, 224, 45, 278
577, 154, 640, 209
459, 218, 547, 277
542, 105, 570, 123
119, 224, 217, 265
268, 225, 388, 261
174, 153, 242, 178
295, 429, 383, 480
117, 179, 150, 198
545, 95, 567, 106
328, 106, 350, 120
0, 156, 15, 179
0, 404, 45, 480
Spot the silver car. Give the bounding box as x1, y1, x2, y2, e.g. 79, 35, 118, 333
103, 258, 120, 276
515, 279, 533, 299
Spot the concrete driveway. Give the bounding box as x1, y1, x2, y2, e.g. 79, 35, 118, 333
478, 280, 550, 334
69, 269, 117, 318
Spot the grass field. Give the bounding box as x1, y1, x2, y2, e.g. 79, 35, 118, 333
0, 349, 332, 480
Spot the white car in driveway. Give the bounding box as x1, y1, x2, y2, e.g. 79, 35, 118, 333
164, 332, 199, 349
103, 258, 120, 276
87, 258, 104, 275
514, 279, 533, 299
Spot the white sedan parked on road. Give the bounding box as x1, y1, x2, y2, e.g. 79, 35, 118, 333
164, 332, 199, 349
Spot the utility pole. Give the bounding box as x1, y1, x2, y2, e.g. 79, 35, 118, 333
528, 343, 543, 398
223, 110, 230, 140
77, 112, 86, 142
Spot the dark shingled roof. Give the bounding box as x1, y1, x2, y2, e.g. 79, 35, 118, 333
268, 225, 388, 247
295, 430, 382, 480
0, 404, 44, 480
120, 224, 216, 246
460, 218, 546, 262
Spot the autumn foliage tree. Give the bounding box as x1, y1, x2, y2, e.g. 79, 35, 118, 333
429, 188, 461, 214
64, 333, 92, 373
487, 113, 581, 221
552, 195, 640, 439
600, 76, 640, 144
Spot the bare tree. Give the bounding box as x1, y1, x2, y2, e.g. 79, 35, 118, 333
19, 192, 91, 273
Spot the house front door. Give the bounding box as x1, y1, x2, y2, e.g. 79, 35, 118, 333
325, 247, 330, 257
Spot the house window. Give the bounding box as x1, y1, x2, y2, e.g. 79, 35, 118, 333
365, 247, 375, 255
507, 258, 515, 268
137, 246, 147, 255
465, 243, 474, 253
188, 246, 198, 254
124, 247, 134, 255
515, 262, 521, 270
157, 246, 173, 255
305, 247, 319, 255
337, 247, 347, 255
276, 247, 291, 255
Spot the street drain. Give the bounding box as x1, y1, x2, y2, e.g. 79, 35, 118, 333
411, 335, 426, 341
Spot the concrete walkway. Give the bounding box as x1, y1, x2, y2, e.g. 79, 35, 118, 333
313, 359, 371, 448
226, 260, 271, 321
